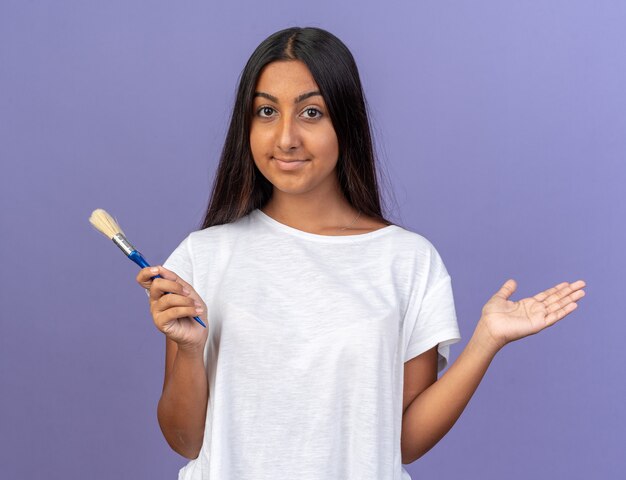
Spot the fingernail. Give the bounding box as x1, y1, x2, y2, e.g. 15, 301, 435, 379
183, 287, 190, 295
195, 307, 203, 313
194, 300, 201, 306
150, 267, 158, 274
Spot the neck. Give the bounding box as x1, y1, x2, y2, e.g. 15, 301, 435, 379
262, 185, 360, 232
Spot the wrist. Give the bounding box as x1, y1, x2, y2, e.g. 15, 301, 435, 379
472, 319, 505, 356
175, 341, 205, 359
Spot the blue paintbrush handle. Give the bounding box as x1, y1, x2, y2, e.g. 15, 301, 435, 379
128, 250, 207, 328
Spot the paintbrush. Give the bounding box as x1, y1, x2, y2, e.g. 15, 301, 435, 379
88, 208, 206, 328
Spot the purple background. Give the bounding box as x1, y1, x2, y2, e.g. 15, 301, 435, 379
1, 1, 624, 478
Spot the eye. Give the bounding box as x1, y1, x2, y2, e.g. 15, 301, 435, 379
254, 106, 323, 120
302, 107, 322, 119
256, 106, 275, 118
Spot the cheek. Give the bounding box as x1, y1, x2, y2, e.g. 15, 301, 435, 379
249, 126, 271, 161
315, 128, 339, 161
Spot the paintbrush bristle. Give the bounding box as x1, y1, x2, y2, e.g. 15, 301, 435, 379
89, 208, 125, 239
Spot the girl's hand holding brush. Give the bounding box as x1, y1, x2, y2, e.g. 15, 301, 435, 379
137, 266, 209, 351
89, 208, 206, 329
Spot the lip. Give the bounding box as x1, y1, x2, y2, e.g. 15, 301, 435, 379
273, 157, 309, 171
274, 157, 307, 162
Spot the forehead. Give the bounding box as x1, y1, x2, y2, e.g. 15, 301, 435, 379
254, 60, 319, 97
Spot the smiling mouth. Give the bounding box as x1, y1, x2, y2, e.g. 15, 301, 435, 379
273, 157, 309, 162
273, 157, 309, 170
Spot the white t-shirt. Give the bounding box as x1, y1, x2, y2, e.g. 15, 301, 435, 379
162, 208, 461, 480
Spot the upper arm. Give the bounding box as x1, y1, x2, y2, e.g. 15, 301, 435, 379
402, 345, 438, 415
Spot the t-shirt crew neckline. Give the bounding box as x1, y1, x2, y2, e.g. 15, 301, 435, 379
253, 208, 399, 243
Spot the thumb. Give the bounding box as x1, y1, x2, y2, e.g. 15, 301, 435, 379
493, 278, 517, 301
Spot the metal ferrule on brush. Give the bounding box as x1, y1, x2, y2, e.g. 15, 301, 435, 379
112, 233, 137, 256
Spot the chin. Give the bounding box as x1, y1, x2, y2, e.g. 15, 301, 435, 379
271, 181, 315, 196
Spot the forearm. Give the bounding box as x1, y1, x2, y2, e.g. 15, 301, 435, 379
401, 321, 500, 464
157, 346, 209, 459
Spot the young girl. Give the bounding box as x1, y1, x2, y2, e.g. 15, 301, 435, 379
136, 26, 586, 480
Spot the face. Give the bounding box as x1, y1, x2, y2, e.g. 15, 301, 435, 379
249, 60, 340, 198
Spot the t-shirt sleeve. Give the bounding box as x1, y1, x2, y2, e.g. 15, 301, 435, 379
403, 244, 462, 373
162, 234, 194, 285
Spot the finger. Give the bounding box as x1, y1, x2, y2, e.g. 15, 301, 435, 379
534, 279, 587, 303
542, 283, 574, 308
153, 293, 204, 323
150, 276, 191, 301
544, 297, 581, 326
570, 279, 586, 290
533, 282, 569, 302
546, 288, 586, 316
543, 280, 587, 307
156, 291, 201, 311
152, 291, 200, 319
154, 266, 193, 288
154, 304, 204, 331
492, 279, 517, 300
136, 266, 162, 288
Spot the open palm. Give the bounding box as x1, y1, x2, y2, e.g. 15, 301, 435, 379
480, 279, 586, 350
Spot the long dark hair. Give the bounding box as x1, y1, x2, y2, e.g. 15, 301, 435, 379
200, 26, 397, 229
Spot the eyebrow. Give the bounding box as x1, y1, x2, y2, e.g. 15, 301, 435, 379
253, 90, 322, 104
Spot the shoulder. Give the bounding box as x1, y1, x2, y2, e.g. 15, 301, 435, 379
378, 222, 447, 280
378, 219, 436, 253
187, 215, 250, 243
183, 213, 259, 258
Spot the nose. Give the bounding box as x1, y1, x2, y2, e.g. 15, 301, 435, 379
276, 114, 301, 152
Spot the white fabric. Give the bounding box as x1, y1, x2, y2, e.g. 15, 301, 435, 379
162, 208, 461, 480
